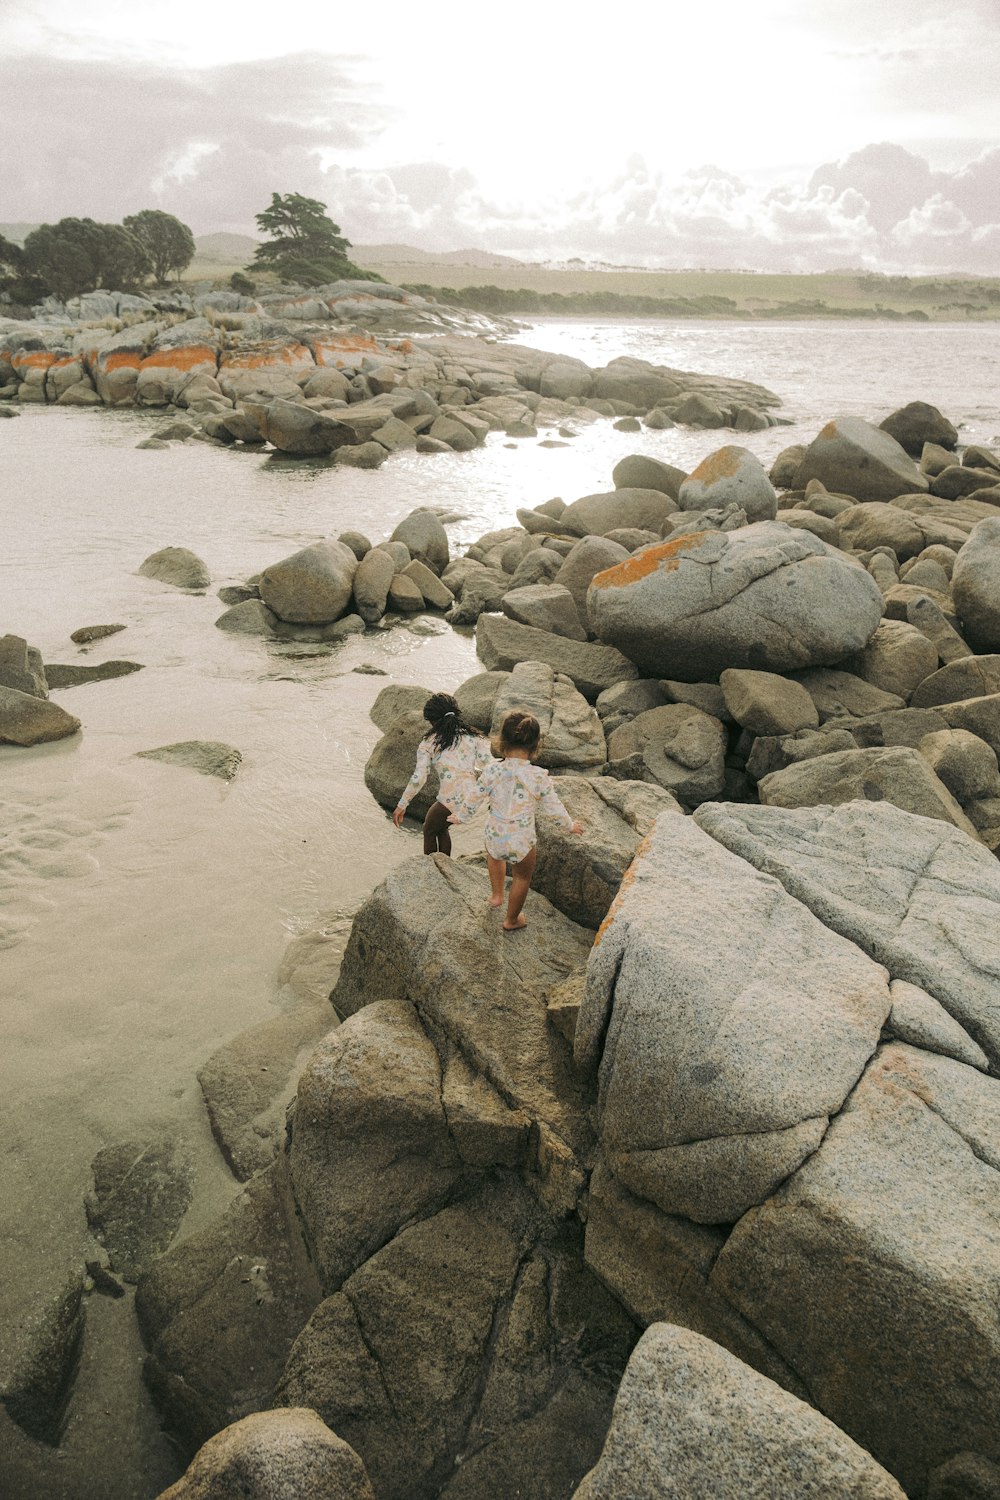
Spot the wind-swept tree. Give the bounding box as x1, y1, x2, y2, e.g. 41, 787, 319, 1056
23, 218, 149, 299
123, 209, 195, 283
251, 192, 380, 286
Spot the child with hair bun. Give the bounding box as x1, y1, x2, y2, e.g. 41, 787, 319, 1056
468, 709, 583, 931
393, 692, 494, 855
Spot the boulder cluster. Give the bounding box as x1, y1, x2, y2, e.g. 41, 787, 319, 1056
0, 630, 139, 745
93, 399, 1000, 1498
355, 405, 1000, 856
0, 283, 778, 462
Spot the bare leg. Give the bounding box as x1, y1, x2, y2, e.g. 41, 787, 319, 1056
504, 847, 536, 930
487, 854, 506, 906
423, 801, 452, 856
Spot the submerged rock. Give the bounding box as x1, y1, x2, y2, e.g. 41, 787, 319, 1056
138, 547, 211, 590
136, 741, 242, 780
86, 1137, 194, 1283
44, 660, 143, 689
0, 1272, 85, 1445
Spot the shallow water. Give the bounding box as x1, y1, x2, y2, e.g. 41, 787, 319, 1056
1, 318, 998, 1496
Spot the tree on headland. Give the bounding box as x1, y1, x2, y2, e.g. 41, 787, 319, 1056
22, 218, 149, 299
123, 210, 195, 283
0, 233, 47, 304
251, 192, 380, 287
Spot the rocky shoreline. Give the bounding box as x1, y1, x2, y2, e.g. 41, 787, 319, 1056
0, 279, 779, 458
4, 301, 1000, 1499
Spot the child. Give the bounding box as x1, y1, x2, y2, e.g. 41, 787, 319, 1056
392, 692, 494, 855
470, 710, 583, 932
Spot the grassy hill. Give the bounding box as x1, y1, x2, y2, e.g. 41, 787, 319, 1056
369, 264, 1000, 322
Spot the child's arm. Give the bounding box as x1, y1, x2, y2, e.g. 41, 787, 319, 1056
392, 740, 432, 826
538, 773, 583, 835
474, 735, 497, 771
448, 758, 494, 823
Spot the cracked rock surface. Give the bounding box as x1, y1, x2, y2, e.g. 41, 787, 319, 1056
576, 815, 890, 1223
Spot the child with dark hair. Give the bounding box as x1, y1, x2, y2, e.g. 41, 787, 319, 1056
468, 709, 582, 931
392, 692, 494, 855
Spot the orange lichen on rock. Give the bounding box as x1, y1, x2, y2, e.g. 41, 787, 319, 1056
391, 339, 414, 354
590, 533, 710, 590
140, 346, 218, 372
591, 832, 652, 947
688, 445, 742, 483
100, 351, 143, 372
818, 420, 839, 439
12, 350, 59, 371
313, 334, 379, 364
221, 343, 313, 370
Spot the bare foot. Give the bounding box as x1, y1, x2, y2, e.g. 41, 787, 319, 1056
503, 914, 527, 931
487, 896, 503, 908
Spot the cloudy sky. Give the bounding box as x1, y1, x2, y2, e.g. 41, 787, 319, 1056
2, 0, 998, 273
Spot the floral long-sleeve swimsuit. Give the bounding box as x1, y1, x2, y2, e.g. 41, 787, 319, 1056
396, 734, 495, 822
472, 759, 574, 863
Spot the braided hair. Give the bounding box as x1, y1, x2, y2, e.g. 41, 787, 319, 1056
423, 692, 475, 753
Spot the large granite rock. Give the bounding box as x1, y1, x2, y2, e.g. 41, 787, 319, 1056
605, 704, 726, 806
500, 583, 587, 641
587, 523, 883, 681
846, 500, 966, 557
259, 541, 358, 625
136, 1163, 323, 1458
879, 401, 958, 457
476, 615, 638, 700
157, 1408, 376, 1500
952, 517, 1000, 652
693, 800, 1000, 1068
757, 745, 979, 836
0, 634, 47, 697
911, 655, 1000, 708
611, 454, 686, 499
559, 489, 678, 538
276, 1178, 636, 1500
677, 446, 778, 523
258, 400, 355, 456
490, 660, 606, 770
364, 710, 439, 817
575, 815, 890, 1223
534, 776, 681, 928
390, 509, 449, 574
352, 547, 396, 625
841, 619, 940, 702
556, 537, 630, 634
713, 1043, 1000, 1497
794, 415, 929, 501
331, 854, 595, 1215
289, 1000, 469, 1292
0, 685, 80, 745
573, 1323, 905, 1500
719, 669, 818, 736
